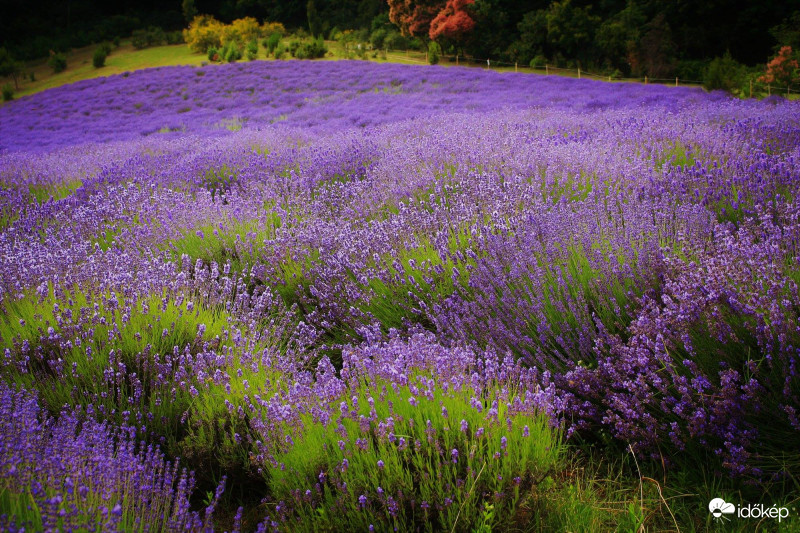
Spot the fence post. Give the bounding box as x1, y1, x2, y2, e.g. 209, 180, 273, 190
515, 62, 518, 73
545, 64, 549, 75
608, 75, 611, 82
645, 76, 648, 84
577, 68, 581, 79
675, 77, 678, 87
456, 54, 458, 65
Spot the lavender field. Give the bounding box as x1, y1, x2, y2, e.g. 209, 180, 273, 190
1, 60, 799, 531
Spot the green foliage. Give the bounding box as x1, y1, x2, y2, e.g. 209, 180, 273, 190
384, 31, 408, 51
2, 84, 13, 102
130, 26, 166, 49
0, 287, 229, 444
292, 37, 327, 60
268, 373, 563, 532
222, 41, 242, 63
704, 52, 745, 93
274, 44, 287, 60
92, 47, 107, 68
246, 39, 258, 61
265, 32, 281, 55
428, 41, 441, 65
48, 52, 67, 73
165, 31, 185, 45
207, 47, 219, 62
370, 28, 387, 50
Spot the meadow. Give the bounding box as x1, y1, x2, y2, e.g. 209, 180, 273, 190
0, 60, 799, 531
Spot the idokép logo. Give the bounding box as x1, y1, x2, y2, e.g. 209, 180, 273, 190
709, 498, 790, 523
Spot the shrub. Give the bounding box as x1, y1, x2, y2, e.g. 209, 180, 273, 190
98, 41, 112, 56
112, 35, 121, 47
246, 39, 258, 60
207, 47, 219, 62
92, 47, 107, 68
224, 17, 262, 45
146, 26, 166, 47
48, 52, 67, 73
262, 21, 286, 38
530, 54, 547, 68
293, 38, 327, 60
428, 41, 441, 65
184, 15, 224, 53
274, 44, 287, 60
370, 28, 387, 50
131, 29, 149, 49
704, 52, 744, 93
265, 32, 281, 55
2, 84, 12, 102
222, 40, 242, 63
166, 30, 185, 45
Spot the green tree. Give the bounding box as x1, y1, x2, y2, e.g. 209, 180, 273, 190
0, 48, 24, 89
182, 0, 198, 24
594, 0, 645, 74
307, 0, 322, 38
545, 0, 600, 67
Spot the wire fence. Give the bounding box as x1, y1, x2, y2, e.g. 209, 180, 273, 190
383, 48, 799, 97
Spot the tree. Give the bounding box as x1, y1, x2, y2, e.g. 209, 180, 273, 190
0, 48, 24, 89
182, 0, 198, 24
594, 0, 645, 74
307, 0, 323, 38
760, 46, 799, 87
629, 12, 675, 78
545, 0, 600, 67
388, 0, 445, 37
429, 0, 476, 45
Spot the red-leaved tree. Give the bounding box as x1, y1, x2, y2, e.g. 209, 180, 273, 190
388, 0, 445, 37
429, 0, 476, 42
760, 46, 799, 87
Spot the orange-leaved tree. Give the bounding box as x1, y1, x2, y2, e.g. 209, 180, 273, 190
429, 0, 476, 43
388, 0, 445, 37
760, 46, 799, 87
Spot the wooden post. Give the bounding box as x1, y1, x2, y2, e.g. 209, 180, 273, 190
515, 62, 517, 73
577, 68, 581, 79
426, 51, 428, 62
675, 77, 678, 87
768, 84, 771, 96
456, 55, 458, 65
545, 64, 549, 75
608, 75, 611, 82
645, 76, 648, 84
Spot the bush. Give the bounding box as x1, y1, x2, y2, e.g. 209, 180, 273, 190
112, 35, 121, 48
293, 37, 327, 60
428, 41, 441, 65
530, 54, 547, 69
207, 47, 219, 62
48, 52, 67, 73
2, 84, 13, 102
92, 47, 107, 68
146, 26, 166, 47
704, 52, 744, 93
265, 32, 281, 55
384, 31, 407, 51
184, 15, 224, 53
370, 28, 387, 50
246, 39, 258, 61
274, 44, 287, 60
222, 41, 242, 63
98, 42, 112, 56
166, 31, 184, 45
131, 29, 148, 49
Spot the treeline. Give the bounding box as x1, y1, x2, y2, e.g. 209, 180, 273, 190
1, 0, 798, 86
